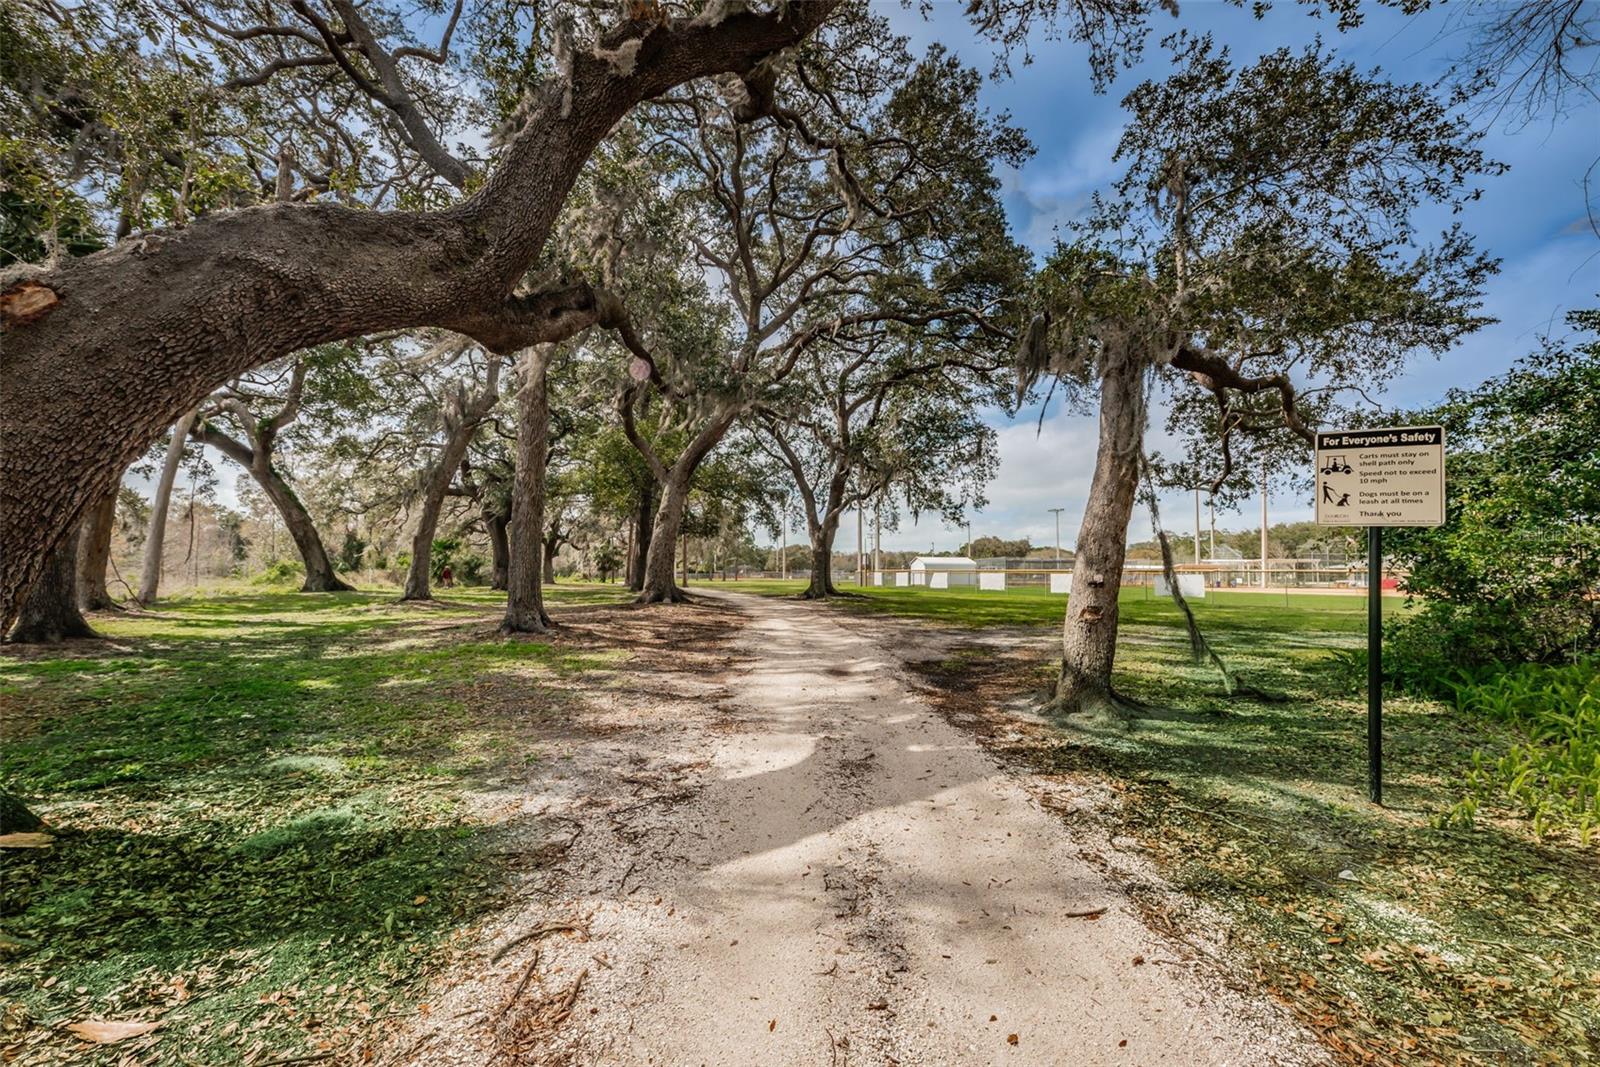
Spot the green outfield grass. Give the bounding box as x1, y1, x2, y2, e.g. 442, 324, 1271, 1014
721, 577, 1402, 633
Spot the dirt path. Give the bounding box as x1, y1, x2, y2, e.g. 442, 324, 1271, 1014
402, 592, 1321, 1066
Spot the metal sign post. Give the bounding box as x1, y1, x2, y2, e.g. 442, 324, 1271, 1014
1315, 425, 1446, 806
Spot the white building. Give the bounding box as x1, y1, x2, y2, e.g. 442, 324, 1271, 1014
908, 556, 978, 587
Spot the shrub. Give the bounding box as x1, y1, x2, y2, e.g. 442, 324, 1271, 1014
252, 559, 305, 586
1385, 317, 1600, 684
1443, 659, 1600, 842
456, 553, 486, 585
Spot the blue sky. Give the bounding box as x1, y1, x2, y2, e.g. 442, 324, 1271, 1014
857, 0, 1599, 554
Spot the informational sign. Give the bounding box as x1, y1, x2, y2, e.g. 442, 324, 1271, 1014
929, 572, 949, 590
978, 572, 1006, 592
1049, 572, 1071, 595
1315, 425, 1445, 527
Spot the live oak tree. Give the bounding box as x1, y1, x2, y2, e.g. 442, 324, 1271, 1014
1018, 37, 1501, 715
189, 347, 376, 593
0, 0, 846, 632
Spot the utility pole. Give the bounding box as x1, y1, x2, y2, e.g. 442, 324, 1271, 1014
857, 502, 864, 586
1259, 458, 1269, 588
873, 499, 881, 574
1194, 487, 1202, 564
1208, 496, 1216, 558
1048, 507, 1065, 563
780, 495, 788, 580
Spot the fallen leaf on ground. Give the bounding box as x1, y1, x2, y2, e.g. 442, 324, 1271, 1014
65, 1020, 159, 1043
1007, 1033, 1019, 1045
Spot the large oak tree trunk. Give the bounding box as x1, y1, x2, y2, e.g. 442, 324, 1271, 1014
502, 348, 553, 634
803, 519, 844, 599
137, 410, 197, 606
0, 4, 838, 634
9, 528, 95, 643
486, 510, 510, 591
77, 486, 120, 611
1055, 347, 1149, 716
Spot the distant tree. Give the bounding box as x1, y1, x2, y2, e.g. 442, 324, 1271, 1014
967, 536, 1034, 559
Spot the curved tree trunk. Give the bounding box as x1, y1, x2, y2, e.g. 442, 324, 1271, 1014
77, 486, 120, 611
137, 410, 197, 606
261, 469, 352, 593
190, 424, 352, 593
10, 527, 95, 643
0, 789, 45, 833
502, 347, 553, 633
486, 510, 510, 591
637, 469, 692, 604
402, 363, 503, 601
1054, 347, 1149, 716
0, 5, 838, 634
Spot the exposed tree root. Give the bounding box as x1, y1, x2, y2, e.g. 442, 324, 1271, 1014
635, 584, 692, 606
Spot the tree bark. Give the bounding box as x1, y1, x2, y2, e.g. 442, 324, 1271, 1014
403, 360, 503, 601
542, 531, 559, 585
628, 481, 655, 593
485, 510, 510, 591
803, 518, 843, 599
0, 789, 45, 833
190, 423, 352, 593
638, 467, 693, 604
501, 347, 553, 634
77, 485, 120, 611
9, 527, 95, 643
0, 3, 840, 634
137, 410, 197, 605
1055, 346, 1149, 716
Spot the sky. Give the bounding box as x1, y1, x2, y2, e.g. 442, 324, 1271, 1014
845, 0, 1600, 555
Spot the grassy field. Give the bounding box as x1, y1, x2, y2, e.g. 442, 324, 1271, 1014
729, 579, 1599, 1064
5, 578, 1594, 1065
725, 576, 1398, 632
0, 583, 630, 1065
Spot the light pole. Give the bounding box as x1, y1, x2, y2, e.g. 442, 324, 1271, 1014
1259, 458, 1269, 588
1194, 487, 1202, 564
1047, 507, 1065, 563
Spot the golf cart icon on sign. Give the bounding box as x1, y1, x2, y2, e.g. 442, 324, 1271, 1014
1320, 455, 1352, 476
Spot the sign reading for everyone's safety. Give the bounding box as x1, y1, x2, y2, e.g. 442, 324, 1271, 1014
1314, 425, 1446, 527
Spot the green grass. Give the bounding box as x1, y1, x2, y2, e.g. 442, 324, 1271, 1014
0, 582, 630, 1065
728, 577, 1395, 633
886, 585, 1600, 1065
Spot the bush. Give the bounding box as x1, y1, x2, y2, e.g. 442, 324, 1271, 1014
429, 538, 460, 582
252, 559, 305, 586
1442, 659, 1600, 842
456, 553, 486, 585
